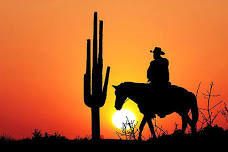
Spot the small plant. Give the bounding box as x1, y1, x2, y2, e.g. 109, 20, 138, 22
31, 129, 67, 143
198, 82, 223, 128
153, 118, 168, 138
221, 103, 228, 122
0, 133, 13, 142
115, 116, 139, 140
32, 128, 42, 140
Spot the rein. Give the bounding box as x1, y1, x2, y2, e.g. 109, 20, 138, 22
124, 98, 130, 103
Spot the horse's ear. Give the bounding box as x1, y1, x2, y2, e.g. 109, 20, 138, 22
112, 85, 118, 89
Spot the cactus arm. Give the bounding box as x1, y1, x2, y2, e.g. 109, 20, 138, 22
84, 39, 92, 107
84, 74, 91, 107
86, 39, 91, 76
101, 66, 110, 105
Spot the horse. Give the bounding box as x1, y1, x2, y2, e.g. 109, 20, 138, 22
113, 82, 198, 140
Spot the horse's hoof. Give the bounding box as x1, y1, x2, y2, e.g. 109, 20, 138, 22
191, 129, 197, 135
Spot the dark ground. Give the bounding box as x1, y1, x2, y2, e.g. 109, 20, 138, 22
0, 125, 227, 150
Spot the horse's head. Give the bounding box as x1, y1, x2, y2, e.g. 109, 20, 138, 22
113, 84, 128, 110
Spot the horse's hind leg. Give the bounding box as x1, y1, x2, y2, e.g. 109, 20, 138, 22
138, 116, 147, 141
181, 115, 187, 133
147, 118, 156, 139
185, 116, 196, 134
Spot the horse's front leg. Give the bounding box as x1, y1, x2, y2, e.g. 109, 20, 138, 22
147, 118, 157, 139
138, 116, 147, 141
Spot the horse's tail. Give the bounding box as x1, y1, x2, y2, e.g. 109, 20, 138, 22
190, 93, 198, 127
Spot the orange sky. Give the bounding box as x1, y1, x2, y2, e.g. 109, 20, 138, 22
0, 0, 228, 139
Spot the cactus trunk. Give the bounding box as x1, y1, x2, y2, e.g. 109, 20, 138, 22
91, 107, 100, 141
83, 12, 110, 141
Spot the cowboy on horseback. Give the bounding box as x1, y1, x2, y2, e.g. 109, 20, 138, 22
113, 47, 198, 140
147, 47, 170, 89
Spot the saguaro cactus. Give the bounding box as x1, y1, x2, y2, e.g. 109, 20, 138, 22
84, 12, 110, 141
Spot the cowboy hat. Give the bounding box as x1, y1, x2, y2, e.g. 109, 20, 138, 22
150, 47, 165, 55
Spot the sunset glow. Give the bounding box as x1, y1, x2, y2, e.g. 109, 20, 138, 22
0, 0, 227, 140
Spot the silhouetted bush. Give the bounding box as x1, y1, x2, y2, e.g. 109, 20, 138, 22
0, 125, 226, 146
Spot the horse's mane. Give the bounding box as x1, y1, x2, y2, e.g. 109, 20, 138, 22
119, 82, 148, 89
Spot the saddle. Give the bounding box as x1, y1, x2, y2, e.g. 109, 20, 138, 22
143, 82, 176, 118
147, 81, 171, 95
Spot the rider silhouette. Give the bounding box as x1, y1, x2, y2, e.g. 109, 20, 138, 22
147, 47, 170, 88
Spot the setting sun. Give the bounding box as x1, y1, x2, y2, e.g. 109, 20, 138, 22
112, 109, 137, 129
